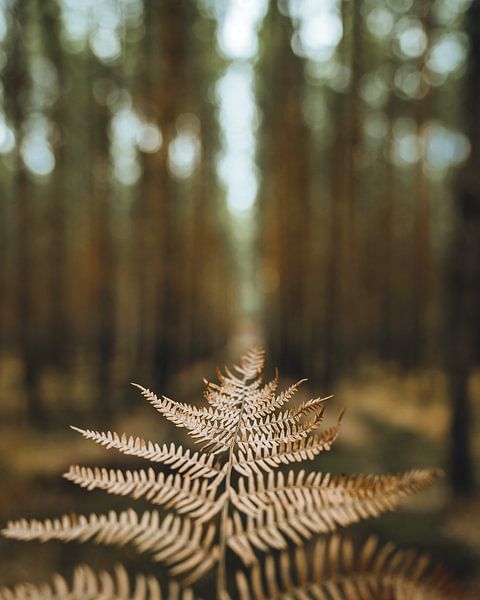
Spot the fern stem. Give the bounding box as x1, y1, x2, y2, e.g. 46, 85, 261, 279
217, 377, 248, 600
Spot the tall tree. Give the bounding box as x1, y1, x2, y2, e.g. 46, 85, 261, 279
40, 0, 69, 368
89, 52, 116, 419
4, 0, 44, 422
445, 0, 480, 494
258, 4, 310, 375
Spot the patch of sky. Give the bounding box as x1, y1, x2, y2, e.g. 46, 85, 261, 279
427, 32, 467, 75
433, 0, 472, 26
59, 0, 93, 51
215, 0, 266, 216
30, 57, 59, 110
20, 114, 55, 177
424, 122, 470, 173
60, 0, 142, 61
214, 0, 268, 315
110, 103, 162, 186
394, 17, 427, 59
0, 115, 15, 154
391, 117, 470, 173
216, 62, 258, 214
285, 0, 343, 62
365, 7, 395, 41
137, 123, 162, 154
391, 117, 421, 165
0, 5, 7, 43
217, 0, 268, 60
168, 114, 202, 180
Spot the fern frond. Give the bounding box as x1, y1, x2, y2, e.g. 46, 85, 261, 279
231, 468, 441, 518
0, 564, 199, 600
70, 427, 223, 480
133, 386, 240, 453
232, 347, 266, 379
243, 379, 308, 418
232, 414, 343, 476
205, 376, 278, 413
237, 409, 326, 450
227, 468, 441, 564
235, 535, 457, 600
2, 348, 448, 597
135, 386, 241, 425
64, 466, 226, 523
2, 510, 218, 584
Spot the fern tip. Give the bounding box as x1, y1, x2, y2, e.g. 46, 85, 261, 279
431, 467, 445, 479
130, 382, 145, 390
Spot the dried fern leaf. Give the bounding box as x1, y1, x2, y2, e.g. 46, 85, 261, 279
232, 415, 343, 476
132, 387, 232, 450
133, 350, 299, 454
2, 510, 218, 584
2, 348, 448, 597
238, 397, 325, 435
227, 468, 441, 564
70, 427, 223, 480
237, 409, 326, 450
232, 347, 266, 379
235, 535, 459, 600
231, 468, 441, 517
0, 563, 199, 600
238, 394, 333, 445
64, 466, 226, 523
243, 379, 308, 417
133, 348, 265, 432
134, 386, 244, 454
205, 376, 277, 413
203, 348, 271, 415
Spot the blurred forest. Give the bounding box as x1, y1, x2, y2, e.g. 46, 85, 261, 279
1, 0, 480, 592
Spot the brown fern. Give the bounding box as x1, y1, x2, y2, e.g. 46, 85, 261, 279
0, 564, 199, 600
1, 348, 451, 599
236, 536, 460, 600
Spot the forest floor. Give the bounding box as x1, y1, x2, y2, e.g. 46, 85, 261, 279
0, 348, 479, 594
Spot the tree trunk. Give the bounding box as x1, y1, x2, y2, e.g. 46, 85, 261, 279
446, 0, 480, 494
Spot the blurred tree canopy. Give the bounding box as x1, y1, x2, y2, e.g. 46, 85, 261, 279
0, 0, 478, 493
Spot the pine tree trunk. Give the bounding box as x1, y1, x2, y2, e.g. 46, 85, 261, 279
445, 0, 480, 494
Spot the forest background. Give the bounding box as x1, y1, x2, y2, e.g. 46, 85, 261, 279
0, 0, 479, 591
